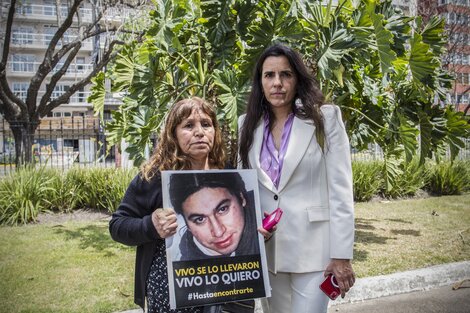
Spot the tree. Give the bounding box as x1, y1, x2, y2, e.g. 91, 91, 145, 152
90, 0, 469, 190
0, 0, 146, 165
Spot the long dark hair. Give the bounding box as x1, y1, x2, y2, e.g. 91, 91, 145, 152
239, 44, 325, 168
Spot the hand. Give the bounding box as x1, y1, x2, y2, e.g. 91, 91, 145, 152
152, 208, 178, 238
324, 259, 355, 298
257, 211, 277, 241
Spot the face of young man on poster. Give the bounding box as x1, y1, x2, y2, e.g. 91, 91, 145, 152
181, 187, 246, 256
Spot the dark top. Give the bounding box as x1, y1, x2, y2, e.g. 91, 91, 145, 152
110, 170, 256, 312
109, 172, 163, 308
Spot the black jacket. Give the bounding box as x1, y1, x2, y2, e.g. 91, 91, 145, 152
109, 173, 162, 309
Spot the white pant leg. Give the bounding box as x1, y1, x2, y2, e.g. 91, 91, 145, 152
264, 271, 329, 313
291, 271, 329, 313
263, 271, 291, 313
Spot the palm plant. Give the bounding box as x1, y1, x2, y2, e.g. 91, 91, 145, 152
89, 0, 469, 183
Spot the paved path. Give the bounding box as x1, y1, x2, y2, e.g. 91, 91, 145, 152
119, 261, 470, 313
327, 284, 470, 313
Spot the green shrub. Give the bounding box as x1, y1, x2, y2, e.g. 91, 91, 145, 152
0, 166, 137, 225
45, 167, 85, 213
0, 166, 56, 225
352, 161, 383, 202
382, 158, 429, 199
68, 167, 137, 213
426, 161, 467, 195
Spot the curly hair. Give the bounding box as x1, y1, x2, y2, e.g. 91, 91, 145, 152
239, 44, 325, 169
141, 97, 226, 180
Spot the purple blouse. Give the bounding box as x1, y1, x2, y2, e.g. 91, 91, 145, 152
260, 113, 295, 188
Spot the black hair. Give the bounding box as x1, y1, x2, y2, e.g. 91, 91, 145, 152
169, 172, 248, 215
239, 43, 325, 168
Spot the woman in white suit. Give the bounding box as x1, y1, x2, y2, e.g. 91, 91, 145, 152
238, 44, 355, 313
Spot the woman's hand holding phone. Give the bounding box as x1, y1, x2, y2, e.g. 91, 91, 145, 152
258, 208, 283, 241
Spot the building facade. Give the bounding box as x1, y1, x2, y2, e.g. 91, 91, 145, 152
394, 0, 470, 113
432, 0, 470, 113
0, 0, 133, 165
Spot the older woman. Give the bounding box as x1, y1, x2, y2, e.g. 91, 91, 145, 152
110, 97, 245, 313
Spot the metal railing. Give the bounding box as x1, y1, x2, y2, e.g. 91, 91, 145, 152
12, 91, 91, 104
350, 140, 470, 161
11, 32, 93, 49
8, 61, 95, 75
14, 4, 92, 21
0, 117, 115, 175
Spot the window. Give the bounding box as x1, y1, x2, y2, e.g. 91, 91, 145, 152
51, 85, 70, 99
12, 83, 29, 101
462, 54, 469, 65
438, 0, 447, 5
43, 25, 57, 45
12, 27, 33, 44
78, 86, 86, 102
449, 12, 456, 24
43, 0, 68, 17
11, 54, 35, 72
16, 1, 32, 15
463, 73, 470, 85
76, 57, 85, 73
462, 95, 469, 105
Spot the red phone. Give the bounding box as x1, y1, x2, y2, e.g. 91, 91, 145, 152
262, 208, 283, 231
319, 274, 341, 300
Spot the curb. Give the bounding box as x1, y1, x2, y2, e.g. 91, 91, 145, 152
330, 260, 470, 306
118, 261, 470, 312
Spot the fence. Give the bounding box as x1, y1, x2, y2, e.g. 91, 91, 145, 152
1, 117, 469, 175
350, 140, 470, 161
0, 117, 116, 176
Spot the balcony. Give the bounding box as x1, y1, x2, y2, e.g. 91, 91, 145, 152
8, 61, 95, 78
10, 32, 93, 50
11, 4, 92, 23
11, 90, 120, 107
12, 90, 92, 106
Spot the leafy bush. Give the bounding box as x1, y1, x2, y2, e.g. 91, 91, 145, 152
77, 167, 137, 212
0, 166, 56, 225
426, 161, 468, 195
352, 161, 383, 202
0, 167, 137, 225
45, 168, 86, 213
382, 158, 429, 199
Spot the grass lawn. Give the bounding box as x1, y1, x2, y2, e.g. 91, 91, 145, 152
0, 194, 469, 312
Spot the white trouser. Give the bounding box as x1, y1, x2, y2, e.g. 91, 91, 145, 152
261, 271, 329, 313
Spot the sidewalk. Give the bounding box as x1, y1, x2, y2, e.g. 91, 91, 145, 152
119, 261, 470, 313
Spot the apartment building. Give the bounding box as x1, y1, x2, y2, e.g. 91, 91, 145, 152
433, 0, 470, 113
1, 0, 100, 118
0, 0, 133, 165
392, 0, 470, 113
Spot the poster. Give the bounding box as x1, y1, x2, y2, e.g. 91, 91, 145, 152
162, 169, 271, 309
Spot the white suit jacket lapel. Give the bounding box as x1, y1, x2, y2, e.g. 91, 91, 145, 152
249, 120, 277, 193
277, 117, 315, 192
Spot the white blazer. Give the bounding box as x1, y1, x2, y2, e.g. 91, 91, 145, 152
238, 104, 354, 273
